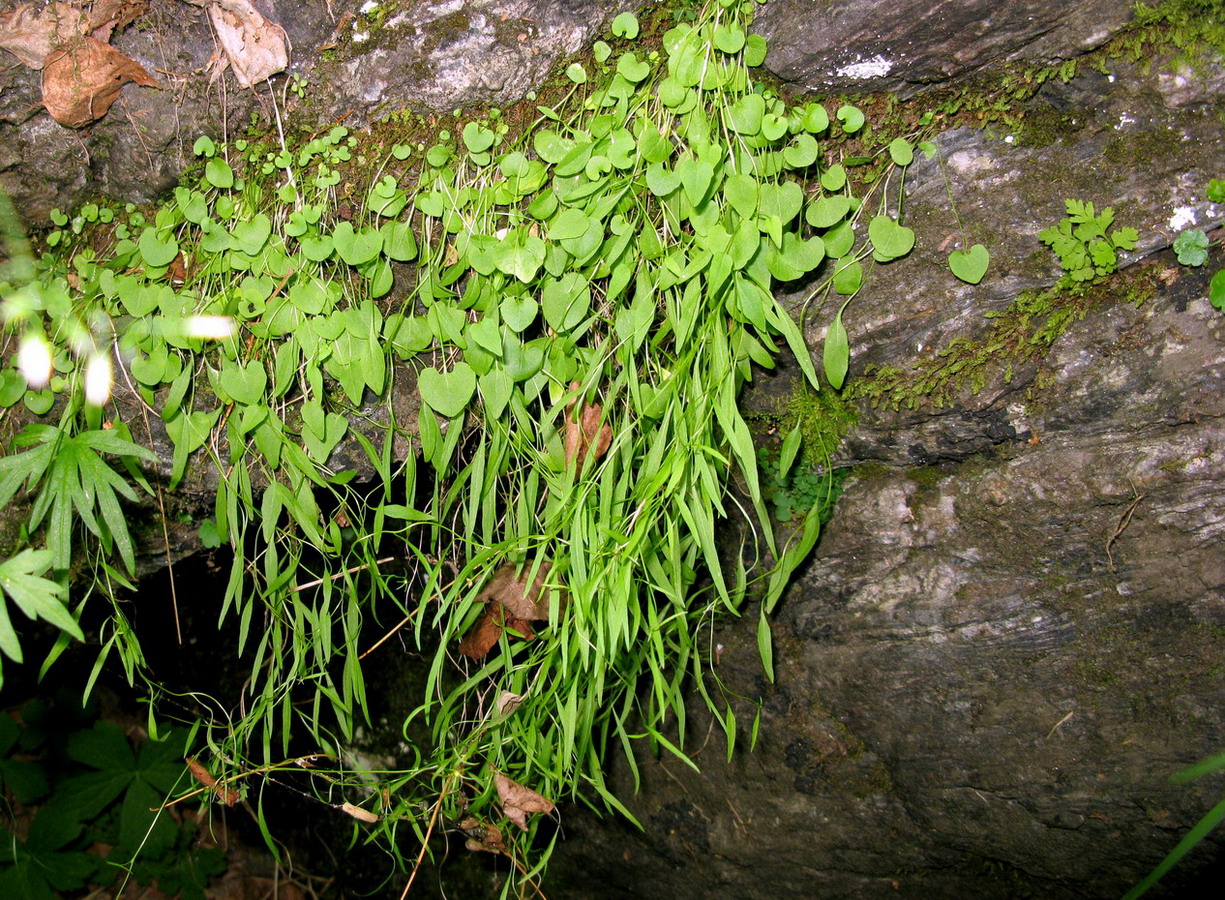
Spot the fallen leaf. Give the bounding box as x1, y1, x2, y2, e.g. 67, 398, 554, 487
458, 603, 536, 661
477, 561, 552, 620
563, 381, 613, 467
493, 770, 554, 832
186, 756, 240, 806
340, 801, 379, 823
42, 36, 160, 127
0, 0, 144, 69
459, 815, 505, 853
496, 691, 523, 717
184, 0, 289, 87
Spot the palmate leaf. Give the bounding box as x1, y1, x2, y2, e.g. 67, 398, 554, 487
0, 549, 78, 686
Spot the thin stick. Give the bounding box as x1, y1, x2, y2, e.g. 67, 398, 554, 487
360, 611, 414, 660
289, 557, 394, 594
400, 772, 456, 900
1106, 488, 1146, 572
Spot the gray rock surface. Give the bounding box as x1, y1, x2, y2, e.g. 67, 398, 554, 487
0, 0, 624, 224
755, 0, 1135, 95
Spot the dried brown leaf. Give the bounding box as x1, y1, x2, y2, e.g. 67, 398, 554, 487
459, 816, 505, 853
340, 801, 379, 823
478, 561, 552, 621
186, 756, 240, 806
0, 1, 145, 69
496, 691, 523, 717
493, 770, 554, 832
457, 604, 536, 661
183, 0, 289, 87
42, 36, 159, 127
563, 382, 613, 467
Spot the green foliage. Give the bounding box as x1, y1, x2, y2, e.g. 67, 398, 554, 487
0, 0, 937, 886
1123, 751, 1225, 899
1038, 199, 1138, 282
0, 701, 224, 900
1173, 227, 1209, 266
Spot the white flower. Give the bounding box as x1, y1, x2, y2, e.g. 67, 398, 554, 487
17, 332, 53, 388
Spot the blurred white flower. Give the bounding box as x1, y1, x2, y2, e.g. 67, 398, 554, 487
184, 315, 236, 339
17, 332, 53, 388
84, 351, 112, 406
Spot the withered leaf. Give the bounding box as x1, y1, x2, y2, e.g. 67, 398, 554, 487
186, 756, 240, 807
0, 1, 146, 70
184, 0, 289, 88
477, 561, 552, 621
459, 816, 505, 854
496, 691, 523, 717
42, 36, 159, 127
493, 770, 555, 832
563, 381, 613, 467
457, 604, 536, 661
339, 801, 379, 823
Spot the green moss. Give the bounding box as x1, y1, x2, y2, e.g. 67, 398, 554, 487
849, 265, 1159, 412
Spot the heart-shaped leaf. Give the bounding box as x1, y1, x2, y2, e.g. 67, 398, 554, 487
728, 94, 764, 135
758, 181, 803, 225
646, 162, 681, 198
823, 307, 850, 390
479, 369, 514, 419
332, 222, 383, 266
617, 52, 650, 83
676, 157, 714, 207
218, 360, 267, 406
948, 244, 990, 284
723, 173, 758, 219
418, 363, 476, 418
138, 228, 179, 268
232, 214, 271, 255
806, 195, 850, 229
868, 215, 915, 261
463, 121, 496, 153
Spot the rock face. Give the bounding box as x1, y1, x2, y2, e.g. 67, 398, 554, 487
544, 42, 1225, 900
0, 0, 622, 224
754, 0, 1134, 95
3, 1, 1225, 896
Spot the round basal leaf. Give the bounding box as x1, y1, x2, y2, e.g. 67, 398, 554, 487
426, 144, 452, 167
676, 157, 714, 207
728, 93, 765, 135
138, 228, 179, 268
502, 294, 539, 332
801, 103, 829, 134
617, 51, 650, 83
566, 63, 587, 84
418, 362, 476, 418
833, 259, 863, 295
534, 129, 571, 164
218, 360, 268, 406
542, 272, 591, 332
332, 222, 384, 266
713, 23, 745, 54
887, 137, 914, 167
500, 151, 531, 180
837, 105, 865, 134
593, 40, 612, 63
547, 208, 591, 241
24, 389, 54, 414
381, 220, 418, 262
868, 215, 915, 261
612, 11, 639, 39
463, 121, 496, 153
658, 77, 689, 109
806, 195, 850, 229
744, 33, 768, 67
1209, 269, 1225, 312
761, 113, 788, 142
758, 181, 803, 225
205, 157, 234, 189
300, 234, 334, 262
823, 308, 850, 390
820, 164, 847, 192
466, 317, 503, 356
784, 133, 819, 169
392, 143, 412, 160
948, 244, 990, 284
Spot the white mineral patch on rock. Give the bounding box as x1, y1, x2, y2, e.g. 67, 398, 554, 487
835, 54, 893, 79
